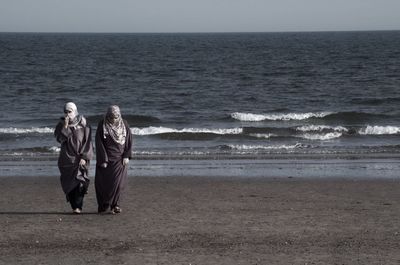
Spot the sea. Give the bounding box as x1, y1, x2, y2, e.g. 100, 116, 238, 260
1, 31, 400, 178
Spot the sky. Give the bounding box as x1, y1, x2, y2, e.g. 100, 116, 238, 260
0, 0, 399, 33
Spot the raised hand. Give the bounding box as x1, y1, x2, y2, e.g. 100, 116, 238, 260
64, 115, 69, 128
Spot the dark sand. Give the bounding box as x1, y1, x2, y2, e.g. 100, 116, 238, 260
1, 176, 400, 264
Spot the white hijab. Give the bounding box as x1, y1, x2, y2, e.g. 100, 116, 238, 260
64, 102, 85, 128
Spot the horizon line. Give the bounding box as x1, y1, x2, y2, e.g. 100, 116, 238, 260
1, 29, 399, 34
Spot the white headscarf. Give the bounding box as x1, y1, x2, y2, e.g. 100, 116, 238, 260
64, 102, 84, 128
103, 105, 126, 145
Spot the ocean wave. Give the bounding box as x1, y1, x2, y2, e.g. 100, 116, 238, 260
227, 143, 307, 150
131, 126, 243, 136
87, 114, 161, 126
296, 125, 348, 132
133, 150, 211, 156
322, 112, 391, 122
351, 97, 400, 106
300, 132, 343, 140
0, 127, 54, 134
231, 112, 332, 121
49, 146, 61, 152
359, 126, 400, 135
1, 146, 60, 155
132, 151, 164, 155
3, 152, 24, 156
231, 111, 393, 123
249, 133, 276, 139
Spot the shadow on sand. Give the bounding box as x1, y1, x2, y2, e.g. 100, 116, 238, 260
0, 211, 99, 215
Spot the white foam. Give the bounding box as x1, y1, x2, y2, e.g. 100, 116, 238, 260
296, 125, 348, 132
231, 113, 267, 122
228, 143, 304, 150
231, 112, 332, 121
131, 126, 243, 136
132, 150, 211, 156
0, 127, 54, 134
249, 133, 276, 139
300, 132, 342, 140
359, 126, 400, 135
7, 152, 24, 156
132, 151, 163, 155
49, 146, 61, 152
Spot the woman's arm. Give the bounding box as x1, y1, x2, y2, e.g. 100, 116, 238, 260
54, 120, 70, 144
95, 121, 109, 165
80, 124, 94, 161
123, 120, 132, 159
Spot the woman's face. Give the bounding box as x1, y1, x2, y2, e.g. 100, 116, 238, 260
109, 112, 120, 125
64, 108, 76, 120
107, 106, 121, 125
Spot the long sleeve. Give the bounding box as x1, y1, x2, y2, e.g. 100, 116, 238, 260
95, 121, 109, 165
54, 120, 71, 144
80, 125, 93, 161
123, 120, 132, 159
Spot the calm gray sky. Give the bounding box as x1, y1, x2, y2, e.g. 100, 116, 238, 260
1, 0, 399, 33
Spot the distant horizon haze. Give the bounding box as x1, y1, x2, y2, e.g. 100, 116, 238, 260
0, 0, 399, 33
1, 29, 400, 34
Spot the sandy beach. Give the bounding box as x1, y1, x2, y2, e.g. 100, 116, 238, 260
1, 176, 400, 264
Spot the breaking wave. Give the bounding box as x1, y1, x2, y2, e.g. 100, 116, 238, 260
226, 143, 308, 150
296, 125, 348, 132
0, 127, 54, 134
49, 146, 61, 152
231, 111, 392, 123
249, 133, 276, 139
359, 126, 400, 135
131, 126, 243, 136
300, 132, 343, 140
231, 112, 332, 121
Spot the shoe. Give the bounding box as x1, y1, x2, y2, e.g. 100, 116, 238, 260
112, 206, 122, 214
73, 208, 81, 214
98, 209, 114, 215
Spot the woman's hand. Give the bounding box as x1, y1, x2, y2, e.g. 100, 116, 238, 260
64, 115, 69, 128
123, 158, 129, 166
100, 162, 108, 168
79, 159, 86, 166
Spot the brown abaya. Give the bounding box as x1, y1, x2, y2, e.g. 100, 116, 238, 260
95, 119, 132, 213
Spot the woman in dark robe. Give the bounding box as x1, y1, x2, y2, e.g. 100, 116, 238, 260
95, 105, 132, 214
54, 102, 93, 214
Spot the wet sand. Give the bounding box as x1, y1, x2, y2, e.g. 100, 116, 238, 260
1, 176, 400, 264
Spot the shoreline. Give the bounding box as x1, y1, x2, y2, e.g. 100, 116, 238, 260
1, 176, 400, 264
2, 151, 400, 161
1, 156, 400, 179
